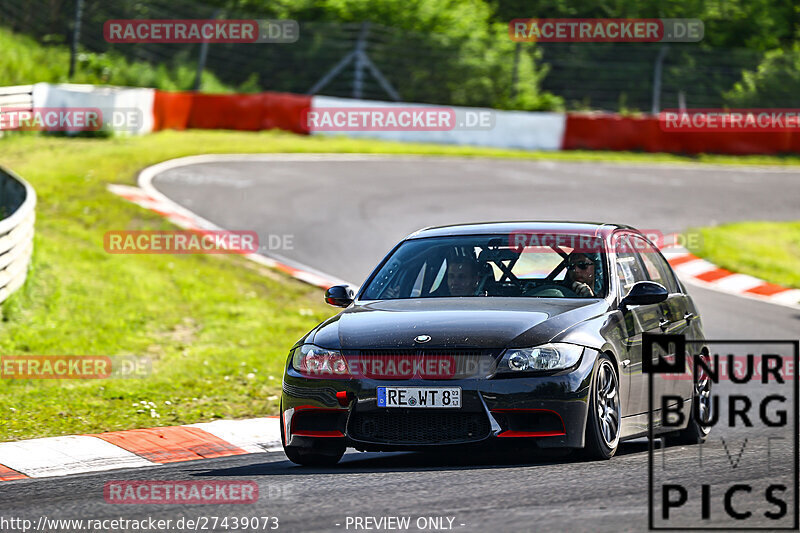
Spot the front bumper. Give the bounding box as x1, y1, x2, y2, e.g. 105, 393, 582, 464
281, 348, 597, 451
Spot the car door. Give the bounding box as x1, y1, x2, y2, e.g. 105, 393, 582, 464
630, 235, 685, 334
630, 235, 695, 404
613, 233, 666, 417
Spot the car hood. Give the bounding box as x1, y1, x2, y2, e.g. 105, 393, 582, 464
308, 298, 610, 350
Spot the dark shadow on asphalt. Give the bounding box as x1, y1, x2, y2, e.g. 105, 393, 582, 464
194, 439, 658, 478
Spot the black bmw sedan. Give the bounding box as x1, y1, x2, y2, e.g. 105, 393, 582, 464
280, 222, 712, 465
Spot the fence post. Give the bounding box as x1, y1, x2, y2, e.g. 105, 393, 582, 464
352, 22, 369, 99
308, 22, 400, 101
651, 45, 669, 114
68, 0, 85, 79
193, 41, 211, 92
194, 9, 222, 91
510, 42, 521, 101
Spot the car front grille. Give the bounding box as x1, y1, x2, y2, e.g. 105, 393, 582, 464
348, 411, 491, 445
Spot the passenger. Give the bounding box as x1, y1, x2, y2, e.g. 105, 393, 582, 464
565, 252, 600, 297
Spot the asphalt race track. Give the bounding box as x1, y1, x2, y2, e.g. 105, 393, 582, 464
2, 156, 798, 532
154, 156, 800, 339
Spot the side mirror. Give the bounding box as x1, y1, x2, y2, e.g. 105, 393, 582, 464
325, 284, 355, 308
620, 281, 668, 310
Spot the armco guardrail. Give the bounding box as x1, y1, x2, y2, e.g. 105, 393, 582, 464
0, 85, 34, 140
0, 166, 35, 303
0, 84, 34, 109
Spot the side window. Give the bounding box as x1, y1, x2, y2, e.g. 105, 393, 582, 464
614, 235, 648, 298
629, 236, 680, 293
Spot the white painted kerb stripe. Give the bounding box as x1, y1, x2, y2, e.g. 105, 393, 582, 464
711, 273, 765, 292
189, 418, 282, 454
769, 289, 800, 306
0, 435, 154, 477
673, 259, 717, 277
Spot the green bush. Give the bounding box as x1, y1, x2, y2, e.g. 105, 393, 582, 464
724, 46, 800, 107
0, 27, 234, 92
0, 0, 563, 110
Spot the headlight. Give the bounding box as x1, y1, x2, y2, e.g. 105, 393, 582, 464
291, 345, 350, 377
498, 343, 584, 373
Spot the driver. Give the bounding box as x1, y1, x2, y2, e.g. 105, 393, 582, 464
444, 257, 481, 296
565, 252, 598, 297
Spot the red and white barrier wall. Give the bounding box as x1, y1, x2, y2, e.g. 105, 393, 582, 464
30, 83, 312, 137
562, 112, 800, 156
308, 95, 566, 151
32, 83, 155, 135
151, 90, 311, 134
26, 83, 800, 155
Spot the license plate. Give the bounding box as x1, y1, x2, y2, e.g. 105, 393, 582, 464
377, 387, 461, 408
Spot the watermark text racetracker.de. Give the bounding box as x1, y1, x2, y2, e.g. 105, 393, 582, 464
104, 481, 260, 504
305, 107, 494, 131
509, 18, 703, 42
104, 230, 257, 254
294, 350, 499, 380
661, 109, 800, 132
508, 229, 701, 253
103, 230, 294, 254
0, 515, 279, 532
104, 19, 298, 43
1, 355, 150, 379
0, 107, 144, 133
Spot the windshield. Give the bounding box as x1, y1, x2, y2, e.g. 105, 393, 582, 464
361, 234, 607, 299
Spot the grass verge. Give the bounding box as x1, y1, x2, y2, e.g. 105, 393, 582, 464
688, 222, 800, 290
1, 129, 799, 442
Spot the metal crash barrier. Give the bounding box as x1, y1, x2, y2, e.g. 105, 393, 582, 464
0, 166, 35, 303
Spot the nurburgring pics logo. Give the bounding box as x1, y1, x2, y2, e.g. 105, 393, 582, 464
305, 107, 494, 131
104, 230, 259, 254
645, 335, 798, 530
661, 354, 796, 382
103, 19, 298, 43
509, 18, 703, 42
660, 109, 800, 132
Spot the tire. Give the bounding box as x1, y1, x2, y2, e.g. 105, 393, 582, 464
582, 354, 621, 460
280, 409, 345, 466
670, 353, 712, 445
